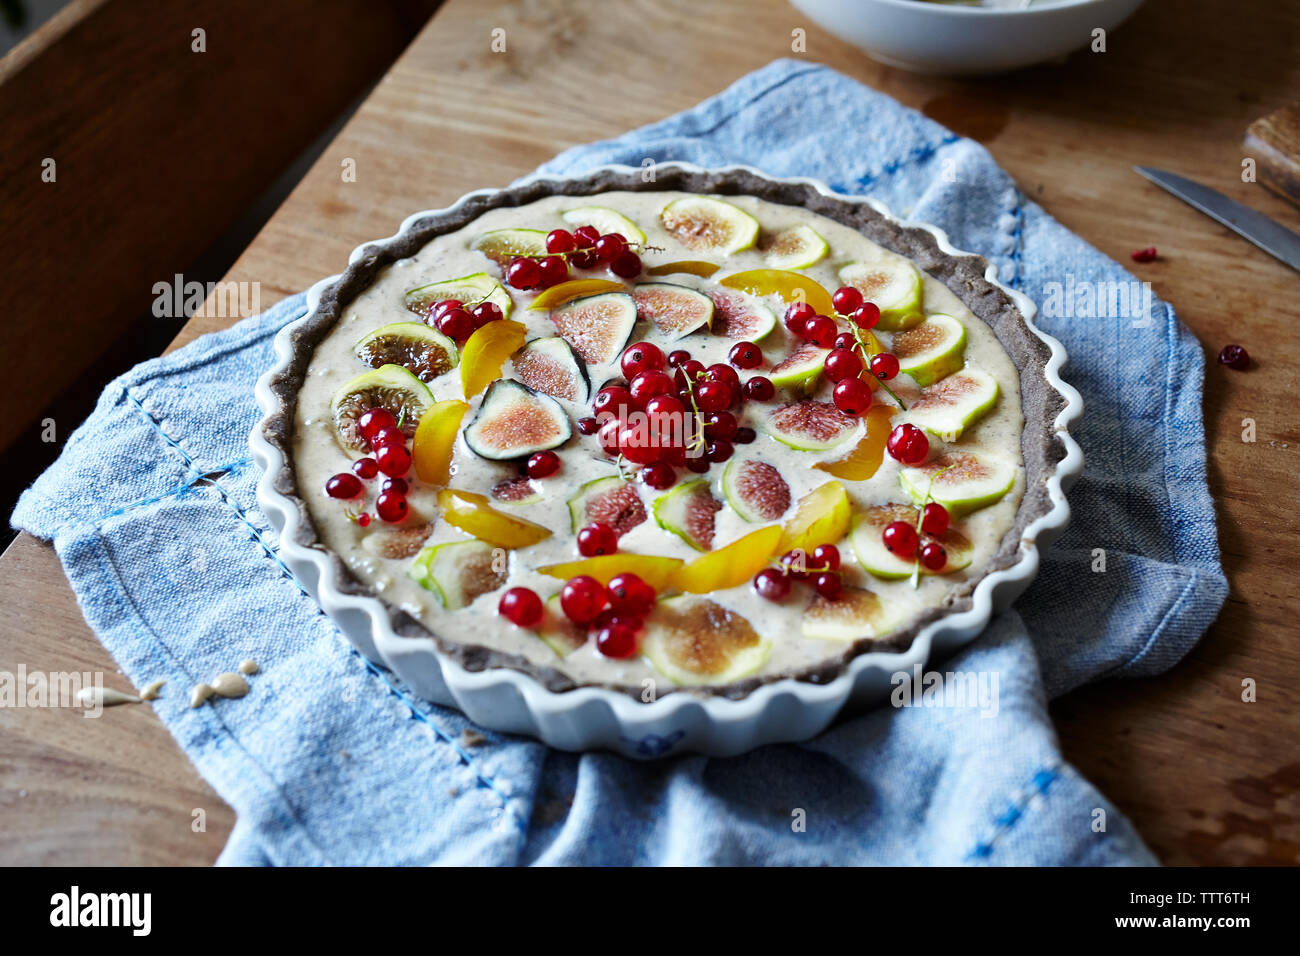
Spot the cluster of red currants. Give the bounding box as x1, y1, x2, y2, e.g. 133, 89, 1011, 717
753, 543, 843, 602
505, 225, 643, 291
424, 297, 503, 343
574, 341, 772, 490
324, 407, 414, 525
882, 502, 951, 571
497, 572, 657, 659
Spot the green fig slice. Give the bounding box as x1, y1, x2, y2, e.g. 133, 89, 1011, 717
905, 368, 1000, 441
721, 458, 791, 522
631, 282, 714, 339
361, 523, 434, 560
550, 292, 637, 365
404, 272, 514, 320
331, 364, 435, 452
761, 224, 828, 270
769, 341, 829, 391
851, 504, 975, 579
641, 596, 771, 686
462, 379, 571, 461
561, 206, 647, 244
652, 478, 722, 551
802, 586, 900, 640
659, 196, 760, 256
490, 476, 543, 505
354, 322, 458, 383
511, 336, 590, 403
893, 314, 966, 388
898, 450, 1016, 517
838, 253, 924, 330
470, 228, 548, 266
763, 400, 860, 452
708, 289, 777, 341
566, 476, 646, 537
537, 594, 587, 657
408, 539, 507, 610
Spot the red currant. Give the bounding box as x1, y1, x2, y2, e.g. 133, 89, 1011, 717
629, 369, 675, 407
619, 431, 660, 465
370, 427, 405, 449
882, 520, 919, 558
593, 385, 634, 418
685, 455, 710, 474
537, 255, 568, 287
607, 573, 655, 614
526, 450, 560, 479
610, 250, 642, 278
832, 286, 863, 314
851, 303, 881, 330
823, 348, 863, 383
733, 426, 756, 444
595, 623, 638, 659
436, 308, 474, 341
813, 571, 842, 598
696, 381, 732, 412
919, 542, 948, 571
598, 417, 623, 457
573, 225, 601, 247
781, 549, 809, 579
546, 229, 575, 254
560, 575, 606, 623
498, 587, 543, 627
594, 233, 626, 262
812, 543, 840, 571
375, 491, 409, 523
641, 462, 676, 489
429, 299, 462, 321
887, 424, 929, 465
869, 352, 900, 381
921, 502, 950, 536
832, 378, 872, 415
352, 457, 379, 480
376, 444, 412, 478
833, 331, 857, 351
357, 407, 396, 441
743, 376, 774, 401
705, 363, 741, 393
706, 440, 734, 463
506, 257, 541, 289
754, 567, 791, 601
577, 523, 618, 557
577, 416, 600, 435
468, 301, 502, 327
667, 349, 691, 367
729, 341, 763, 369
326, 473, 362, 499
1219, 344, 1250, 370
356, 512, 371, 528
784, 301, 816, 332
804, 315, 837, 348
621, 342, 666, 378
382, 477, 408, 495
673, 359, 706, 390
703, 410, 737, 441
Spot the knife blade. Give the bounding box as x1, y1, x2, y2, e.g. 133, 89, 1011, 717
1134, 166, 1300, 272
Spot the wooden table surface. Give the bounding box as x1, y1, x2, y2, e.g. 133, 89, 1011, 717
3, 0, 1298, 865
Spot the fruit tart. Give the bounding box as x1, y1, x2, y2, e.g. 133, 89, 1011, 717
253, 164, 1080, 753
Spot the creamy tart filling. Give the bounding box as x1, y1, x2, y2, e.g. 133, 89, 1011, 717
292, 191, 1025, 692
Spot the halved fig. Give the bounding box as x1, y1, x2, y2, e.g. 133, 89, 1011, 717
462, 380, 571, 461
763, 400, 860, 451
802, 586, 899, 641
511, 336, 590, 403
354, 322, 458, 383
721, 458, 791, 522
561, 206, 647, 244
404, 272, 513, 320
838, 253, 923, 330
537, 594, 587, 656
652, 478, 722, 551
769, 340, 829, 391
362, 523, 433, 560
641, 596, 771, 686
761, 224, 828, 270
408, 539, 508, 609
470, 228, 548, 266
898, 450, 1016, 517
331, 364, 434, 452
490, 476, 542, 505
566, 476, 646, 537
550, 292, 637, 365
659, 196, 760, 256
631, 282, 714, 339
851, 504, 974, 578
708, 289, 777, 341
893, 314, 966, 387
905, 368, 999, 441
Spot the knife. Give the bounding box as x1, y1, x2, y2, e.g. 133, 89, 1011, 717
1134, 166, 1300, 273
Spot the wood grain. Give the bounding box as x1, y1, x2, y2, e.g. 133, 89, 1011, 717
3, 0, 1299, 864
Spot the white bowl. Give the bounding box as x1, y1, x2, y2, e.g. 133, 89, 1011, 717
789, 0, 1146, 75
250, 163, 1083, 758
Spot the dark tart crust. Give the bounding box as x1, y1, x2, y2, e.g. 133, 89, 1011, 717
261, 167, 1067, 700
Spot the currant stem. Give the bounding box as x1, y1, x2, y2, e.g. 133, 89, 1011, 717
846, 321, 908, 411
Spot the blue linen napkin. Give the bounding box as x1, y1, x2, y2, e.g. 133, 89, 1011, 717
12, 59, 1226, 865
